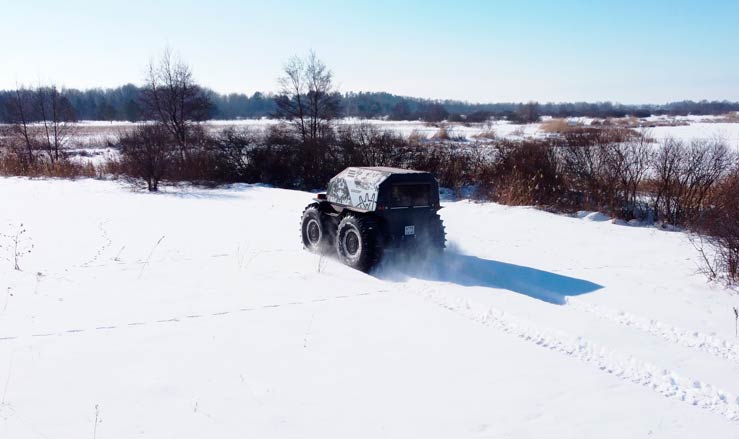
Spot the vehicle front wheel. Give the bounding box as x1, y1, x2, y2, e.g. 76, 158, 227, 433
301, 204, 331, 253
336, 215, 382, 272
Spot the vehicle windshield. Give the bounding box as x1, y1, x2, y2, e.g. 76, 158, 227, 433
389, 183, 431, 207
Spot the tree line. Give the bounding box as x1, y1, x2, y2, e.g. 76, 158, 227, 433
2, 84, 738, 124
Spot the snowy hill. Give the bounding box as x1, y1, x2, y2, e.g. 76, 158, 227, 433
1, 178, 738, 438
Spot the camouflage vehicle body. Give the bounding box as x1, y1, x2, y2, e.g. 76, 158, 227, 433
301, 166, 446, 272
325, 166, 441, 212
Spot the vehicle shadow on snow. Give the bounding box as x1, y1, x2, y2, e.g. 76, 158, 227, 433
373, 251, 603, 305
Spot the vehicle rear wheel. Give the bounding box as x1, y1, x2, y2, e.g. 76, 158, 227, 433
336, 214, 382, 272
421, 212, 446, 254
301, 204, 331, 253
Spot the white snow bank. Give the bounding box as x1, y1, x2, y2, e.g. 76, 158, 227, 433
1, 178, 738, 438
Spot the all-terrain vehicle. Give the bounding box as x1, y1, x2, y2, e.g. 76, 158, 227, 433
300, 167, 446, 272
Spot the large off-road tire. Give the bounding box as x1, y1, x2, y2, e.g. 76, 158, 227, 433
420, 212, 446, 254
301, 203, 332, 253
336, 214, 383, 272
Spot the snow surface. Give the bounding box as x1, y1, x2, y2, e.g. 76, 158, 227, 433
1, 178, 739, 438
61, 117, 739, 144
648, 122, 739, 145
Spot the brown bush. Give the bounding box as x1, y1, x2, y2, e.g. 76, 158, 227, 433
1, 132, 97, 178
215, 124, 302, 188
431, 126, 451, 140
540, 118, 575, 133
695, 166, 739, 285
472, 129, 497, 140
559, 129, 653, 218
652, 137, 732, 226
480, 140, 568, 207
407, 130, 428, 143
337, 124, 409, 168
118, 123, 176, 191
407, 143, 476, 194
0, 151, 97, 178
208, 127, 260, 181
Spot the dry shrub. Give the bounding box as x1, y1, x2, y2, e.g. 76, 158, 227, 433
716, 112, 739, 123
540, 118, 575, 133
473, 128, 497, 140
116, 123, 228, 189
337, 124, 409, 168
0, 143, 97, 178
482, 140, 567, 207
561, 128, 652, 218
613, 116, 640, 128
510, 126, 526, 137
0, 155, 97, 178
407, 129, 427, 143
166, 125, 222, 183
234, 124, 304, 188
406, 143, 481, 194
652, 137, 732, 226
432, 126, 450, 140
0, 123, 98, 178
695, 167, 739, 285
563, 127, 637, 145
208, 127, 260, 181
118, 123, 175, 191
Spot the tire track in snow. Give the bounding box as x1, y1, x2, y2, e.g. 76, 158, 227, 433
0, 290, 387, 343
406, 284, 739, 423
566, 298, 739, 364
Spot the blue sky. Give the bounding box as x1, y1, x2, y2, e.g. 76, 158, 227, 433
1, 0, 738, 103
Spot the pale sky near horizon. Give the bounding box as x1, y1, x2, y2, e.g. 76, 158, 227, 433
1, 0, 738, 104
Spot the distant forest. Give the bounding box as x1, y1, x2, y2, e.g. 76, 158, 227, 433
1, 84, 738, 123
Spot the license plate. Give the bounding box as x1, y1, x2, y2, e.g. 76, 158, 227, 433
404, 225, 415, 236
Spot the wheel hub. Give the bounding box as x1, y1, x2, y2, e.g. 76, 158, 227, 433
307, 219, 321, 245
344, 229, 360, 256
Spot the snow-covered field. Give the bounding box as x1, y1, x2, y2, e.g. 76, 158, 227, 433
4, 116, 728, 166
66, 116, 739, 143
649, 122, 739, 144
2, 177, 738, 438
49, 117, 739, 167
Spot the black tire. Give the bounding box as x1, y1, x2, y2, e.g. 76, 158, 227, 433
301, 203, 332, 253
421, 212, 446, 254
336, 214, 383, 272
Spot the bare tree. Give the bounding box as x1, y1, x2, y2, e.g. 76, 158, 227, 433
6, 86, 36, 164
275, 51, 340, 144
276, 56, 307, 141
35, 85, 76, 163
3, 85, 75, 167
141, 48, 212, 154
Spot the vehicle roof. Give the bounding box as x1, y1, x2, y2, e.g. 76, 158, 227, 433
351, 166, 426, 174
